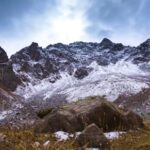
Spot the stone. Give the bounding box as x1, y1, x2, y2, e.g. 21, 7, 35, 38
0, 133, 7, 142
76, 124, 110, 150
35, 96, 144, 133
32, 142, 40, 148
43, 140, 50, 148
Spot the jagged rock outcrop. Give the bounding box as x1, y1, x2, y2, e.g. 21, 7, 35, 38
0, 63, 21, 91
76, 123, 110, 150
35, 96, 144, 133
0, 47, 20, 91
0, 47, 8, 63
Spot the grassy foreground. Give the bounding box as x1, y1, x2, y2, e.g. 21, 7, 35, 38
111, 120, 150, 150
0, 129, 78, 150
0, 120, 149, 150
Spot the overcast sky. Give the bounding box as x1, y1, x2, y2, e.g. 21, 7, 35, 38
0, 0, 150, 56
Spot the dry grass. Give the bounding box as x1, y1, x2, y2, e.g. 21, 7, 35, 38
0, 128, 78, 150
111, 120, 150, 150
0, 120, 149, 150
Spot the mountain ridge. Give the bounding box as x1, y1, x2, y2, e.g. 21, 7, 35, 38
0, 38, 150, 122
10, 38, 150, 100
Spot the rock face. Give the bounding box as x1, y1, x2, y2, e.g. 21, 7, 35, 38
76, 123, 110, 149
0, 63, 21, 91
0, 47, 8, 63
35, 96, 144, 133
0, 47, 20, 91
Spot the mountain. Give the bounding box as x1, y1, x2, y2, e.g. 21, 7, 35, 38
0, 38, 150, 123
10, 39, 150, 105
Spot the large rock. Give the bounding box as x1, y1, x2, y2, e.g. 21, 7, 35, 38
76, 124, 110, 149
35, 96, 144, 133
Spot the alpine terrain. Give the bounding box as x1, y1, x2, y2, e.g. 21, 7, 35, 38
0, 38, 150, 149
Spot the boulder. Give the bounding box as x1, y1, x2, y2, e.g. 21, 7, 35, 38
125, 111, 144, 129
76, 124, 110, 149
35, 96, 144, 133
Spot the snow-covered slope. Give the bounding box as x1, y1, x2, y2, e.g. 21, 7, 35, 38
11, 38, 150, 104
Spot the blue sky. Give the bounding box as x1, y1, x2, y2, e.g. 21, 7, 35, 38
0, 0, 150, 56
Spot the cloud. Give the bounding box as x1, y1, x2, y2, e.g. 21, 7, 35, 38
0, 0, 91, 56
85, 0, 150, 45
0, 0, 150, 56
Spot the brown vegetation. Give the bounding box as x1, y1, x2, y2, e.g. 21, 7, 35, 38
0, 120, 149, 150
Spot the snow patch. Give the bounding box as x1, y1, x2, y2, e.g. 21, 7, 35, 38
86, 148, 99, 150
104, 131, 125, 140
89, 60, 147, 76
0, 110, 13, 120
54, 131, 125, 142
55, 131, 70, 141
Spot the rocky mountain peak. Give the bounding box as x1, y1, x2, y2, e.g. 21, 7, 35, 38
100, 38, 113, 48
139, 39, 150, 49
29, 42, 39, 50
0, 47, 9, 63
25, 42, 42, 61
